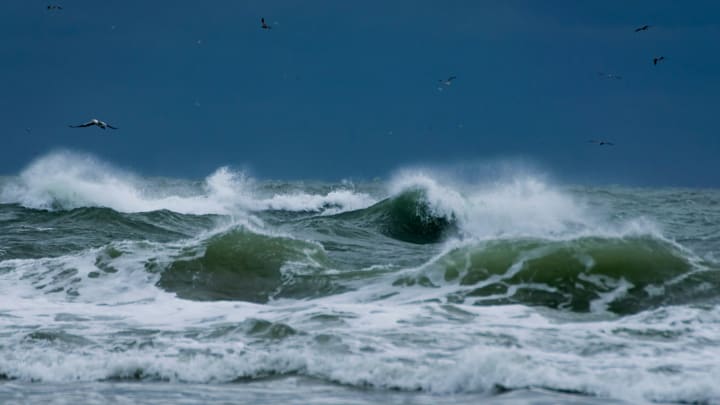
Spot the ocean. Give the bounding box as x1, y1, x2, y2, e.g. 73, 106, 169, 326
1, 152, 719, 404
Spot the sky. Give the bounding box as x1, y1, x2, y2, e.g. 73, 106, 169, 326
1, 0, 719, 186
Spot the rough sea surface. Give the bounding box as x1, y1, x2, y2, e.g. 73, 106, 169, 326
1, 152, 719, 404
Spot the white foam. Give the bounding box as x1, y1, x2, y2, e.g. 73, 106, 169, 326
2, 291, 719, 404
0, 230, 717, 405
387, 169, 662, 241
0, 151, 376, 215
259, 189, 376, 215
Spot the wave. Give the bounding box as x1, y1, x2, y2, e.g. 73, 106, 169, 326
2, 304, 720, 405
1, 152, 662, 244
385, 170, 609, 240
0, 221, 347, 304
394, 235, 719, 314
334, 188, 458, 244
325, 170, 660, 246
0, 151, 376, 215
157, 227, 340, 302
11, 219, 713, 315
0, 204, 222, 260
4, 153, 712, 313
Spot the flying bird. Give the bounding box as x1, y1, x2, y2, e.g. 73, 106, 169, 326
653, 56, 665, 65
438, 76, 456, 86
589, 139, 614, 146
437, 76, 457, 91
634, 25, 650, 32
47, 5, 62, 10
598, 72, 622, 80
261, 17, 272, 30
69, 119, 118, 130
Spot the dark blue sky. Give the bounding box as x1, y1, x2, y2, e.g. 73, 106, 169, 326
2, 1, 719, 186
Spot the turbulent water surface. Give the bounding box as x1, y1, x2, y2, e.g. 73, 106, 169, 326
1, 153, 719, 404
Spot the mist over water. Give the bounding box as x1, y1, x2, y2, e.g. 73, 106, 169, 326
1, 152, 719, 404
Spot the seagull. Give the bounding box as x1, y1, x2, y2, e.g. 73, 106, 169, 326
598, 72, 622, 80
634, 25, 651, 32
47, 5, 62, 10
438, 76, 456, 87
261, 17, 272, 30
653, 56, 665, 65
69, 119, 118, 130
589, 139, 614, 146
437, 76, 457, 91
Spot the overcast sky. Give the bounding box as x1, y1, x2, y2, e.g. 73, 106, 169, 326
2, 0, 719, 186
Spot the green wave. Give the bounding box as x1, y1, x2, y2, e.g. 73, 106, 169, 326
399, 236, 719, 314
158, 228, 336, 302
0, 204, 218, 259
334, 189, 457, 244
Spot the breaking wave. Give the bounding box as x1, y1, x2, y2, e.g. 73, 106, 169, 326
0, 151, 375, 215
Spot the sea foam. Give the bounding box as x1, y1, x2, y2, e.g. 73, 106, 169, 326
0, 151, 375, 215
386, 169, 660, 241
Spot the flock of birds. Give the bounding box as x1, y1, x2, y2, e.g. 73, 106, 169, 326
45, 5, 667, 149
585, 24, 666, 147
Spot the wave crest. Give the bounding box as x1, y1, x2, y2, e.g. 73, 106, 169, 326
393, 236, 717, 314
391, 172, 600, 239
0, 152, 375, 215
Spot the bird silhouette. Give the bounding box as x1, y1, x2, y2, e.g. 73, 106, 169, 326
438, 76, 456, 86
653, 56, 665, 65
589, 139, 614, 146
69, 119, 118, 130
261, 17, 272, 30
634, 25, 650, 32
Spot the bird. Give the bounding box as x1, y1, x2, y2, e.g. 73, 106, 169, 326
261, 17, 272, 30
438, 76, 456, 86
634, 25, 650, 32
598, 72, 622, 80
653, 56, 665, 65
47, 5, 62, 10
589, 139, 614, 146
437, 76, 456, 91
69, 119, 118, 130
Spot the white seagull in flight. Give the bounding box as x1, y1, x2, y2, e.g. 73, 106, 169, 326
437, 76, 457, 91
69, 119, 118, 130
438, 76, 457, 86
